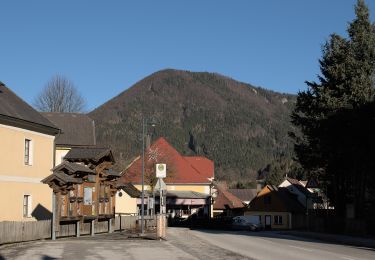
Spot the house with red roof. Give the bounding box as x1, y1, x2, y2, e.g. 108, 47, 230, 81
116, 137, 215, 219
213, 184, 246, 217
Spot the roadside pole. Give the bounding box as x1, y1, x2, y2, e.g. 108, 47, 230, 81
52, 192, 56, 240
155, 163, 167, 239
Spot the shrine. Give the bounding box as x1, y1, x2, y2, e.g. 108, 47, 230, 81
42, 147, 121, 237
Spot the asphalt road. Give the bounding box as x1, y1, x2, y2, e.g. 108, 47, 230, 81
0, 230, 248, 260
0, 228, 374, 260
188, 229, 375, 260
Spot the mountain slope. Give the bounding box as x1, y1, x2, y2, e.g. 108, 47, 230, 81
89, 69, 296, 184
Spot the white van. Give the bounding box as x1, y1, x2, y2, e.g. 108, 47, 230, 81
231, 215, 262, 231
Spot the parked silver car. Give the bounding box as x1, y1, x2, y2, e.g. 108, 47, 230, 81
231, 216, 262, 231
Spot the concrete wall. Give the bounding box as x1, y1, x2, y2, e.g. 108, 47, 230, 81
0, 124, 55, 221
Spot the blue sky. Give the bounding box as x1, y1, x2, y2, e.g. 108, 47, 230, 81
1, 0, 374, 111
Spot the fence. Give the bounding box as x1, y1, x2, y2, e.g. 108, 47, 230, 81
291, 209, 374, 236
0, 220, 51, 245
114, 215, 138, 231
0, 215, 138, 245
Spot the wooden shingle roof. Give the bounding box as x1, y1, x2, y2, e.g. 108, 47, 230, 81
52, 161, 95, 174
42, 171, 83, 185
64, 147, 114, 163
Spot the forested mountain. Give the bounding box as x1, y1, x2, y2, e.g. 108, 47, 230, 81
89, 69, 296, 186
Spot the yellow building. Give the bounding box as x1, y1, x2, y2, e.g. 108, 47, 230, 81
41, 112, 96, 166
116, 183, 140, 215
245, 185, 306, 230
0, 83, 59, 221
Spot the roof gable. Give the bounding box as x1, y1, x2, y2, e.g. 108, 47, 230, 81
280, 178, 311, 196
248, 185, 305, 213
42, 112, 96, 147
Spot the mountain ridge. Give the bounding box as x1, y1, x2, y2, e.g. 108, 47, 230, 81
89, 69, 296, 185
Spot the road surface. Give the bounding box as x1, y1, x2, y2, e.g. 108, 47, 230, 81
1, 228, 374, 260
0, 230, 248, 260
187, 228, 375, 260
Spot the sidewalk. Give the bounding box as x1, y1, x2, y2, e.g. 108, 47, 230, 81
279, 230, 375, 249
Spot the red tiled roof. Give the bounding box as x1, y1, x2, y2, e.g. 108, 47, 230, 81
214, 185, 245, 210
120, 137, 214, 184
184, 156, 214, 179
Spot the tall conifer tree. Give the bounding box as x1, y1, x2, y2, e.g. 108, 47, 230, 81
291, 0, 375, 219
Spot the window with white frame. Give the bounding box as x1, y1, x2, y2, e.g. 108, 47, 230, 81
23, 195, 32, 217
24, 139, 33, 165
274, 215, 283, 225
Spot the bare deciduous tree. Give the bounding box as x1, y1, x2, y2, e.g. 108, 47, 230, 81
34, 75, 86, 112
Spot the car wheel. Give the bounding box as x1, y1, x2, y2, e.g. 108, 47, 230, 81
250, 225, 256, 231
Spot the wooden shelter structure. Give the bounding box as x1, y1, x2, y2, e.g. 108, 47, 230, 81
42, 147, 121, 237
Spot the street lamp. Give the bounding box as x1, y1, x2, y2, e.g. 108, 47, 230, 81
141, 117, 157, 235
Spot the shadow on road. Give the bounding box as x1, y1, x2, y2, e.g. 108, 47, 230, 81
42, 256, 58, 260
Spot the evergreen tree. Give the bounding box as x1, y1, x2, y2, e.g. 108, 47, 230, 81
291, 0, 375, 219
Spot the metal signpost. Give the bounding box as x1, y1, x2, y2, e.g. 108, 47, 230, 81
155, 163, 167, 239
155, 178, 167, 213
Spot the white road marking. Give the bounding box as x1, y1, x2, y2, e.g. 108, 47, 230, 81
288, 245, 313, 252
340, 257, 357, 260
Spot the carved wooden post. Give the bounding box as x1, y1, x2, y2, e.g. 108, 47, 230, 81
76, 221, 80, 237
52, 192, 57, 240
91, 219, 95, 236
108, 218, 113, 233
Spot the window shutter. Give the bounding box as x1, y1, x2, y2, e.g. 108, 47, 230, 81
27, 195, 32, 217
29, 140, 34, 165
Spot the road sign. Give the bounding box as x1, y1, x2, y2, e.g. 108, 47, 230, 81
154, 178, 167, 191
156, 163, 166, 178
